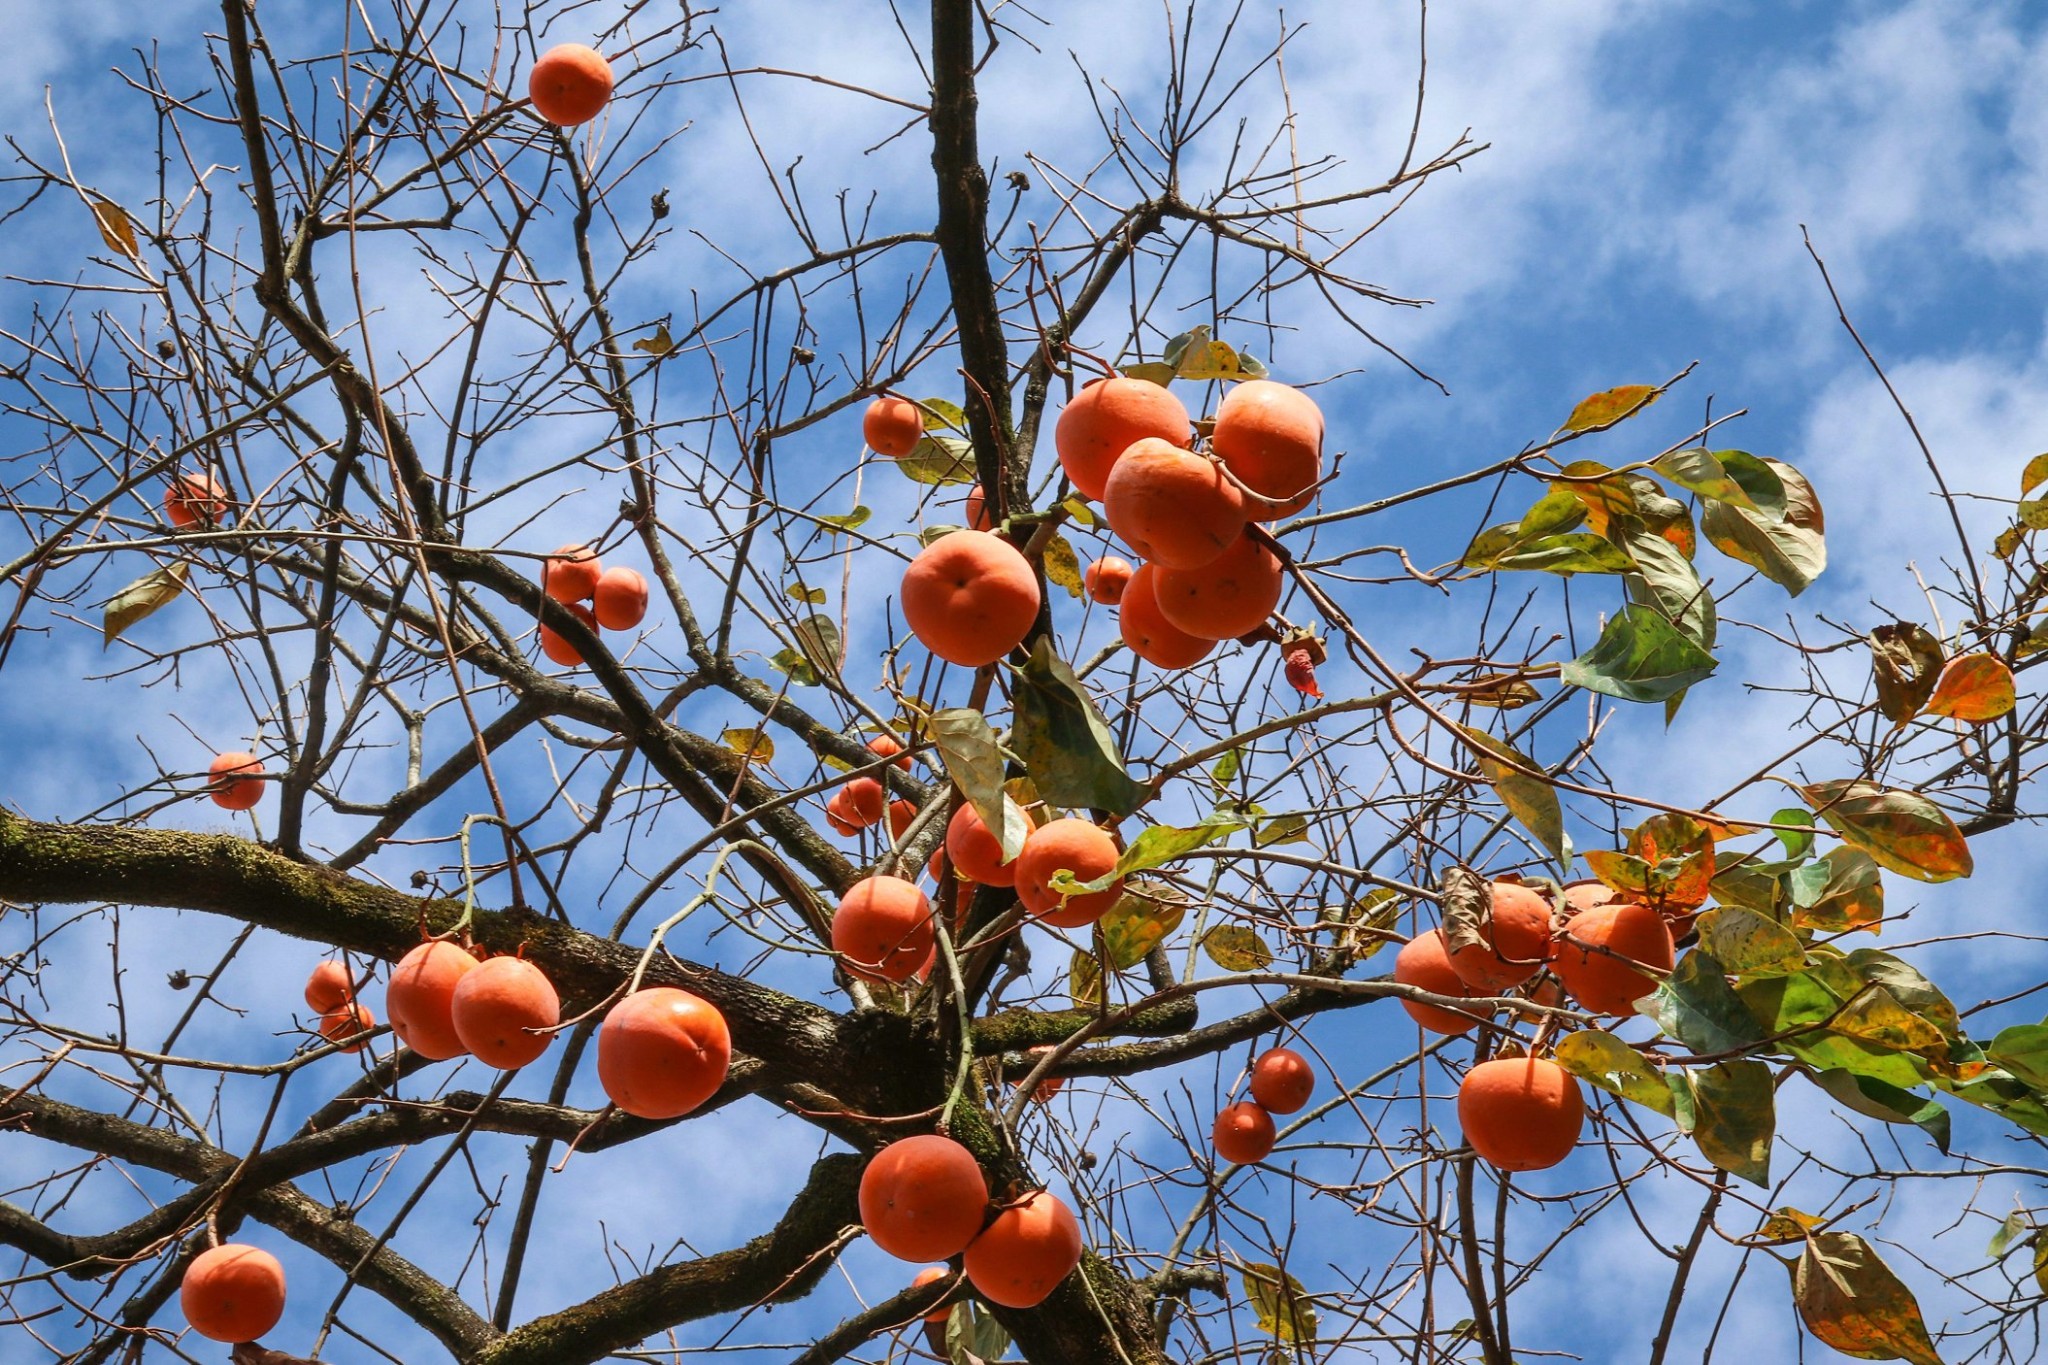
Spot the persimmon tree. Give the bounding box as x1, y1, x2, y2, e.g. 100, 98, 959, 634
2, 3, 2047, 1363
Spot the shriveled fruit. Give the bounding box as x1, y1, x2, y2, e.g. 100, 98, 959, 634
1211, 379, 1325, 516
963, 1189, 1082, 1309
180, 1242, 286, 1343
1014, 818, 1121, 929
1458, 1056, 1584, 1172
864, 395, 925, 458
1393, 931, 1481, 1035
946, 802, 1019, 887
1054, 375, 1191, 500
1152, 530, 1284, 640
1212, 1100, 1277, 1164
899, 529, 1040, 668
543, 544, 601, 603
964, 484, 996, 530
209, 751, 264, 811
859, 1134, 989, 1262
1445, 882, 1554, 992
593, 566, 649, 630
540, 602, 598, 667
597, 987, 732, 1119
450, 956, 560, 1070
1101, 438, 1247, 569
832, 876, 935, 983
866, 734, 913, 770
1552, 901, 1674, 1015
911, 1266, 954, 1323
385, 940, 479, 1060
304, 960, 353, 1014
529, 43, 614, 127
1248, 1047, 1315, 1115
319, 999, 375, 1054
165, 472, 228, 528
1120, 563, 1217, 669
1084, 556, 1133, 605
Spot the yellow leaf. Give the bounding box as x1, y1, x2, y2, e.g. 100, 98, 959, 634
721, 728, 774, 762
102, 562, 187, 647
632, 324, 675, 358
1925, 653, 2016, 723
90, 197, 140, 259
1043, 532, 1085, 599
1565, 383, 1659, 433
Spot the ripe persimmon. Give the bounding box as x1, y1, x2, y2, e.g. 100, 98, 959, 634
304, 960, 353, 1014
529, 43, 614, 127
1551, 901, 1674, 1015
596, 987, 732, 1119
1212, 1100, 1276, 1164
180, 1242, 286, 1343
543, 544, 601, 603
859, 1133, 990, 1262
838, 776, 887, 830
832, 875, 935, 983
1445, 881, 1554, 992
540, 602, 597, 667
209, 751, 264, 811
962, 1189, 1082, 1309
946, 802, 1019, 887
593, 566, 648, 630
1458, 1056, 1584, 1172
825, 790, 858, 837
1211, 379, 1324, 516
888, 798, 919, 841
911, 1266, 954, 1323
1084, 555, 1133, 605
864, 394, 925, 458
450, 955, 560, 1069
1054, 375, 1191, 500
899, 529, 1041, 668
385, 940, 479, 1060
1152, 530, 1283, 640
1014, 818, 1121, 929
866, 734, 913, 770
1101, 438, 1247, 569
1393, 931, 1481, 1035
1119, 563, 1217, 669
964, 483, 996, 530
1248, 1047, 1315, 1115
319, 999, 374, 1053
165, 472, 228, 528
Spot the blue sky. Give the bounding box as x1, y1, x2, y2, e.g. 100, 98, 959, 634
3, 2, 2047, 1362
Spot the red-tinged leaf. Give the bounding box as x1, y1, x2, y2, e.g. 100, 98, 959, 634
1789, 1232, 1946, 1365
1565, 383, 1659, 432
1799, 780, 1973, 884
1457, 726, 1565, 869
1284, 646, 1322, 699
1924, 653, 2015, 723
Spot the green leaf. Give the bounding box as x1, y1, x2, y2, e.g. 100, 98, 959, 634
1812, 1069, 1951, 1154
929, 708, 1032, 862
1565, 383, 1659, 432
1253, 812, 1312, 847
1987, 1210, 2028, 1261
102, 561, 188, 647
1646, 952, 1767, 1054
2022, 498, 2048, 530
1844, 950, 1960, 1042
1789, 1233, 1946, 1365
818, 505, 872, 532
1455, 727, 1566, 869
1463, 529, 1635, 575
944, 1298, 1011, 1365
1554, 1029, 1678, 1118
1561, 604, 1718, 704
1701, 457, 1826, 595
1209, 748, 1241, 787
1010, 637, 1147, 815
1688, 1059, 1775, 1185
1516, 487, 1591, 538
1790, 847, 1885, 934
1622, 527, 1716, 650
1058, 815, 1246, 895
1652, 447, 1787, 517
892, 433, 978, 486
1201, 925, 1273, 973
785, 581, 827, 605
1696, 907, 1805, 978
1241, 1262, 1318, 1344
1771, 808, 1816, 862
1868, 622, 1944, 726
1096, 881, 1188, 970
1799, 780, 1973, 884
1043, 532, 1085, 599
768, 646, 821, 686
1986, 1024, 2048, 1092
720, 727, 775, 762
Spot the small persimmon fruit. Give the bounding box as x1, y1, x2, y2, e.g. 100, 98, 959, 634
963, 484, 996, 530
1084, 556, 1133, 605
832, 875, 935, 983
859, 1134, 989, 1262
385, 940, 479, 1060
864, 394, 925, 458
597, 987, 732, 1119
529, 43, 614, 127
1458, 1056, 1584, 1172
1119, 563, 1216, 669
543, 544, 601, 603
962, 1189, 1082, 1309
180, 1242, 286, 1343
1551, 901, 1674, 1016
838, 776, 887, 830
304, 960, 353, 1014
1211, 379, 1325, 516
1445, 881, 1553, 993
165, 472, 228, 528
888, 798, 919, 841
540, 602, 598, 667
1212, 1100, 1276, 1165
946, 802, 1019, 887
1054, 375, 1191, 500
866, 734, 913, 770
1101, 438, 1247, 569
899, 529, 1041, 668
911, 1266, 953, 1323
1392, 931, 1481, 1035
1152, 530, 1283, 640
1248, 1047, 1315, 1115
209, 751, 264, 811
450, 955, 560, 1070
1014, 818, 1121, 929
319, 999, 375, 1053
592, 566, 649, 630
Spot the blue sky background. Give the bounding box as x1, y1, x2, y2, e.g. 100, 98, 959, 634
4, 2, 2047, 1362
